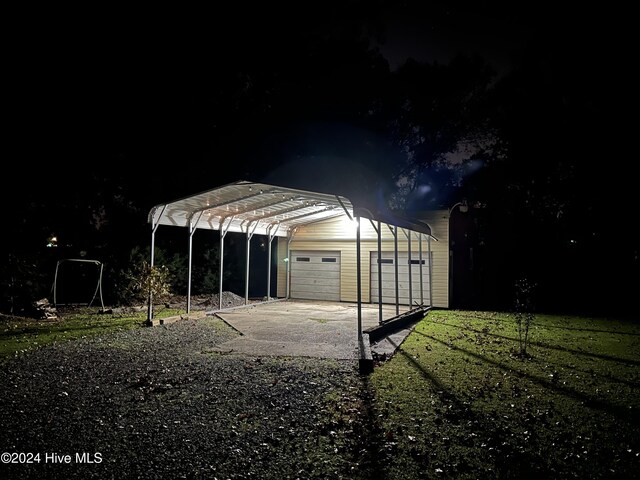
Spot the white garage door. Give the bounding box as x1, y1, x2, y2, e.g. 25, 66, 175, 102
290, 251, 340, 301
371, 251, 431, 306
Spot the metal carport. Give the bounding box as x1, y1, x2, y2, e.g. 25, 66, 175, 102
146, 179, 436, 343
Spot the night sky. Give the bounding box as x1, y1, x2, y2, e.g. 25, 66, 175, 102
1, 6, 605, 171
6, 2, 629, 192
3, 1, 636, 314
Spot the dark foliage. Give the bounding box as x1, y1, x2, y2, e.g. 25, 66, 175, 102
2, 1, 636, 316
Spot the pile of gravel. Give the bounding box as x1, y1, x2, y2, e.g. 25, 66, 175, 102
0, 316, 380, 479
160, 291, 258, 311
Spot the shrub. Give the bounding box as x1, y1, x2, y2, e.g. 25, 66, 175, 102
122, 261, 172, 305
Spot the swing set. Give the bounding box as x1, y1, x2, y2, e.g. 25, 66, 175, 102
51, 258, 105, 310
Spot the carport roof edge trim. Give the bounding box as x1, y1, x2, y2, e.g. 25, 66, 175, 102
148, 179, 434, 238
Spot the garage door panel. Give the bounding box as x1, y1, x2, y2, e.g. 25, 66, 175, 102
290, 289, 339, 300
292, 263, 340, 273
372, 265, 427, 274
291, 250, 340, 301
377, 272, 429, 282
293, 284, 341, 294
372, 284, 425, 293
294, 276, 340, 286
372, 286, 422, 296
370, 251, 431, 305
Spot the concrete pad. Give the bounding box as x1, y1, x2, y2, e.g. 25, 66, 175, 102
209, 299, 416, 360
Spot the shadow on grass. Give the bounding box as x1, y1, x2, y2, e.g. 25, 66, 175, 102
436, 321, 640, 366
433, 321, 640, 388
383, 338, 551, 478
413, 330, 639, 423
446, 312, 640, 336
534, 324, 640, 336
385, 337, 476, 419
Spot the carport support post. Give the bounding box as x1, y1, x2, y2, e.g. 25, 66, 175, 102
406, 229, 413, 307
186, 212, 203, 314
219, 232, 224, 310
244, 222, 258, 305
286, 232, 294, 299
245, 229, 250, 304
428, 235, 433, 307
267, 235, 272, 301
394, 226, 399, 315
377, 220, 382, 325
219, 216, 233, 311
146, 209, 164, 326
266, 224, 280, 300
356, 216, 362, 338
418, 233, 424, 305
187, 223, 193, 314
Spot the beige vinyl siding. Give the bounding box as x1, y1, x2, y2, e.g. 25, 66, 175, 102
288, 210, 450, 307
418, 211, 449, 308
276, 237, 287, 298
342, 244, 365, 302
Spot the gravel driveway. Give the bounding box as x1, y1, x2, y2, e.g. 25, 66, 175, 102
0, 316, 381, 479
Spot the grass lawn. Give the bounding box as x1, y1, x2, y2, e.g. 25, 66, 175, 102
369, 310, 640, 479
0, 306, 184, 361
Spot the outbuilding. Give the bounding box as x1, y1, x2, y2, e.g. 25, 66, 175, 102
146, 179, 450, 338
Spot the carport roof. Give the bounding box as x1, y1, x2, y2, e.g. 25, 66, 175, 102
148, 180, 433, 238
